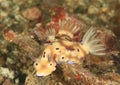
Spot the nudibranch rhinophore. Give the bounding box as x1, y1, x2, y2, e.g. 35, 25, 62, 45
34, 18, 106, 77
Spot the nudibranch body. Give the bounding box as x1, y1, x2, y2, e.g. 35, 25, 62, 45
34, 9, 105, 76
34, 20, 105, 76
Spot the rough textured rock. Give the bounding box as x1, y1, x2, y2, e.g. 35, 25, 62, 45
0, 0, 120, 85
22, 7, 42, 20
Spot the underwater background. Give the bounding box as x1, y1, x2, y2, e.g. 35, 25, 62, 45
0, 0, 120, 85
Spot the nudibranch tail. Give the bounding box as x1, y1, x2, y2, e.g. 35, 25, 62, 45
82, 26, 106, 56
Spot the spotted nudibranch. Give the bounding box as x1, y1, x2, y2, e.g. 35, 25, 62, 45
34, 18, 106, 77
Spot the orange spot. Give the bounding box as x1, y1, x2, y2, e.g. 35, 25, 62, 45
4, 29, 16, 41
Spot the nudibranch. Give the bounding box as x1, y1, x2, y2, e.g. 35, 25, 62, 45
34, 19, 106, 76
34, 46, 57, 76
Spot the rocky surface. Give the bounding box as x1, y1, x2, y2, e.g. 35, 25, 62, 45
0, 0, 120, 85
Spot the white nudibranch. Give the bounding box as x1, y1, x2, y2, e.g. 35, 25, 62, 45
34, 19, 106, 77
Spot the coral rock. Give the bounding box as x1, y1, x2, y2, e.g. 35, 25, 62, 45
22, 7, 42, 20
